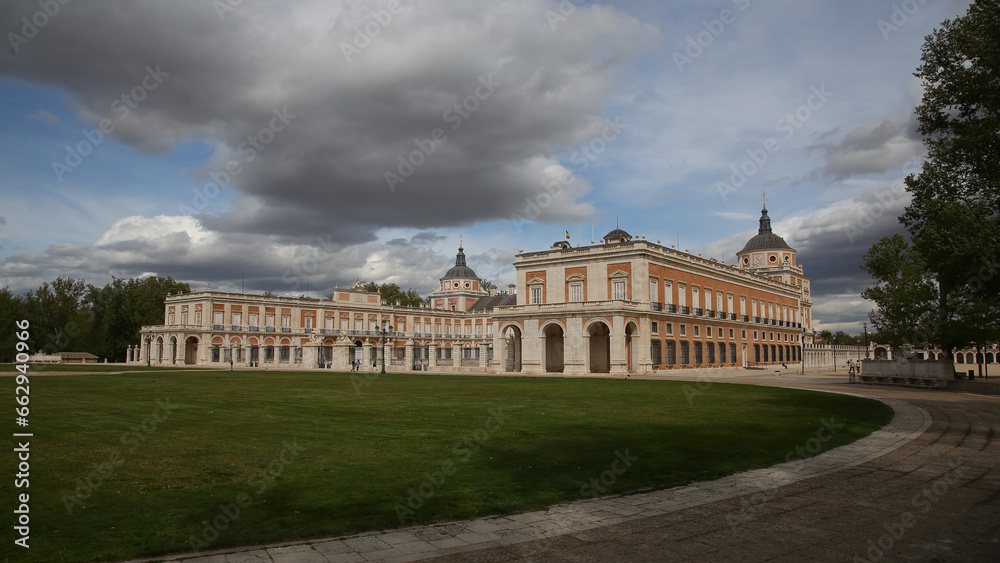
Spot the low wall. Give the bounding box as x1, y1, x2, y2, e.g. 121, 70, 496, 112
858, 358, 952, 388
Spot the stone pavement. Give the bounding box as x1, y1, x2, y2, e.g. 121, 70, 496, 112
134, 371, 1000, 563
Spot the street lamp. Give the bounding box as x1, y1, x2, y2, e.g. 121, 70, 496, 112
144, 334, 152, 367
380, 320, 393, 374
863, 322, 869, 359
801, 327, 806, 375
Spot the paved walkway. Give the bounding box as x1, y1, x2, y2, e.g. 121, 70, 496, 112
136, 371, 1000, 563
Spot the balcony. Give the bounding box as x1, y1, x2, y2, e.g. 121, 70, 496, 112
666, 304, 677, 314
694, 308, 704, 317
231, 325, 242, 331
249, 325, 259, 331
679, 306, 690, 315
729, 313, 738, 321
651, 301, 663, 312
265, 326, 276, 332
742, 315, 750, 322
212, 324, 224, 330
754, 317, 762, 324
706, 310, 716, 318
281, 327, 291, 333
304, 328, 313, 333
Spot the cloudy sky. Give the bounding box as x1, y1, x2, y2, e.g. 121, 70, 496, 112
0, 0, 972, 332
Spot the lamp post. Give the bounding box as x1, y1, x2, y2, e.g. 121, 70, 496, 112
380, 320, 393, 374
801, 327, 806, 375
863, 322, 869, 359
144, 334, 152, 367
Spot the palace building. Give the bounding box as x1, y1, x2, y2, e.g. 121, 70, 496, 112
128, 205, 813, 375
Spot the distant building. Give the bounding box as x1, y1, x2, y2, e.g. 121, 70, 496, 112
130, 206, 815, 374
29, 352, 100, 364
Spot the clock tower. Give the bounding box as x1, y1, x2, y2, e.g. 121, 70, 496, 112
735, 200, 814, 342
429, 243, 488, 312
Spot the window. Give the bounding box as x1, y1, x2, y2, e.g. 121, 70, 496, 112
694, 325, 699, 337
414, 322, 421, 333
740, 296, 746, 316
211, 347, 220, 362
717, 291, 724, 312
742, 329, 747, 338
195, 308, 202, 324
666, 340, 677, 364
181, 310, 188, 325
445, 324, 451, 335
651, 321, 659, 334
612, 280, 626, 300
718, 327, 723, 338
678, 283, 686, 306
250, 313, 259, 327
232, 312, 242, 326
435, 323, 441, 335
213, 311, 223, 325
666, 323, 673, 335
692, 286, 700, 309
729, 328, 734, 339
280, 346, 290, 362
304, 316, 312, 329
651, 340, 662, 365
664, 281, 673, 304
325, 315, 334, 329
265, 313, 275, 327
754, 330, 758, 340
281, 314, 291, 328
531, 286, 543, 304
706, 326, 712, 337
570, 284, 583, 302
650, 279, 658, 302
169, 312, 175, 325
680, 324, 686, 336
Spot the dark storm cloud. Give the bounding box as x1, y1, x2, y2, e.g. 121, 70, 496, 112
812, 113, 923, 180
2, 0, 658, 241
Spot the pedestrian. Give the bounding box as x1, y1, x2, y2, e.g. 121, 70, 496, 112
372, 359, 377, 370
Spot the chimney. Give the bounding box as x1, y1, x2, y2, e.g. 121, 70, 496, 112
488, 286, 496, 296
507, 283, 516, 295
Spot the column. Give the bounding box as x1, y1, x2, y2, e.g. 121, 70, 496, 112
521, 321, 541, 375
429, 343, 438, 369
479, 343, 489, 371
405, 341, 414, 372
610, 314, 627, 376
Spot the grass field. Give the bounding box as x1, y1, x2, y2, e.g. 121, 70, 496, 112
1, 370, 893, 562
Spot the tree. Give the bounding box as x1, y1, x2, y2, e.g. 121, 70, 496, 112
864, 1, 1000, 356
0, 287, 27, 362
355, 281, 426, 307
85, 276, 191, 361
861, 234, 939, 350
23, 277, 90, 355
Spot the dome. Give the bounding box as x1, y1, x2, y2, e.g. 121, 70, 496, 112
739, 207, 791, 253
604, 228, 632, 243
441, 246, 480, 280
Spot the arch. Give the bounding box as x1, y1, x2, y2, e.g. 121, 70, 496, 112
874, 347, 889, 360
503, 325, 522, 373
212, 336, 224, 345
588, 321, 611, 373
184, 336, 199, 365
168, 336, 177, 365
987, 352, 995, 364
155, 337, 164, 364
956, 353, 964, 364
624, 321, 639, 372
543, 323, 564, 373
966, 352, 974, 363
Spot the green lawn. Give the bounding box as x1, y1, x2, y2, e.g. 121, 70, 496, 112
0, 363, 206, 373
1, 371, 892, 562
